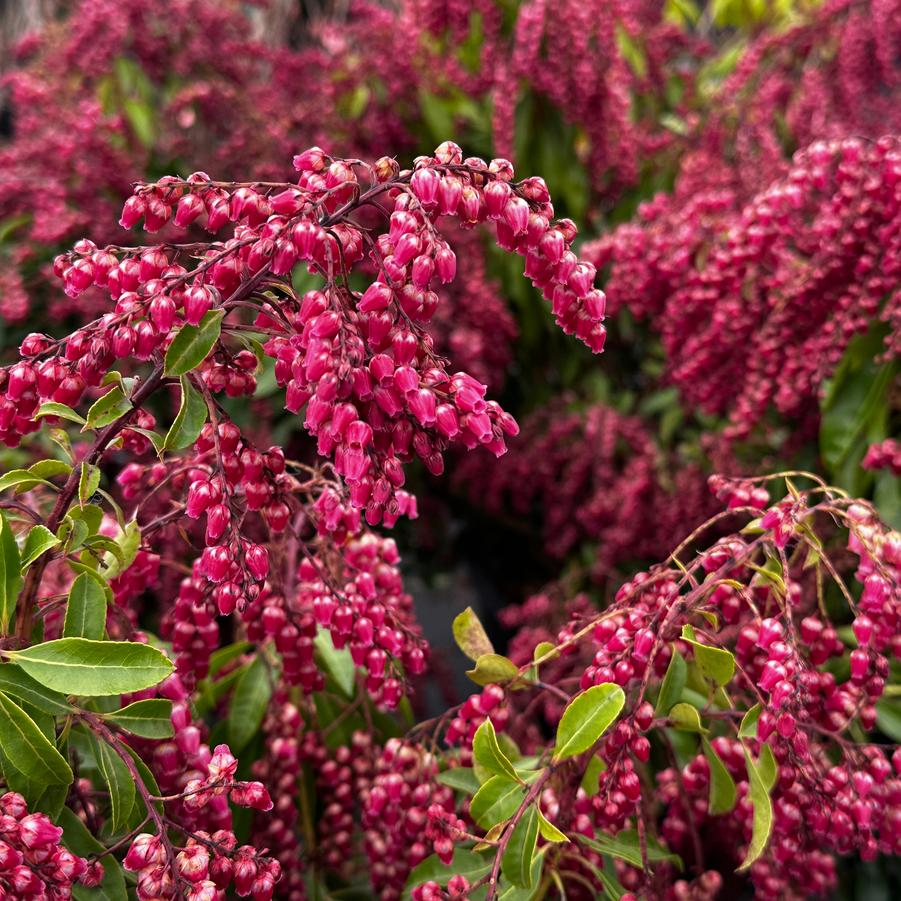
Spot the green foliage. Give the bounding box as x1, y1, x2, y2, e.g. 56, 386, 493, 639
552, 684, 626, 762
164, 310, 224, 376
7, 638, 174, 696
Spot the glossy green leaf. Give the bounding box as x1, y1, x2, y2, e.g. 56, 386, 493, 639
0, 691, 72, 785
669, 702, 707, 733
20, 525, 61, 571
164, 376, 208, 451
314, 629, 355, 698
63, 573, 107, 640
453, 606, 494, 661
35, 402, 86, 425
470, 776, 525, 829
552, 683, 625, 762
739, 703, 762, 739
0, 510, 22, 634
681, 625, 735, 687
58, 806, 128, 900
9, 638, 173, 696
737, 745, 776, 871
94, 736, 135, 834
101, 520, 140, 580
105, 699, 174, 739
466, 653, 519, 686
579, 829, 682, 870
78, 463, 101, 507
655, 648, 687, 714
472, 718, 521, 783
228, 654, 272, 750
580, 755, 606, 796
436, 767, 481, 794
537, 809, 569, 843
84, 387, 131, 431
164, 310, 224, 376
501, 804, 540, 888
0, 469, 54, 494
0, 664, 72, 715
702, 737, 737, 815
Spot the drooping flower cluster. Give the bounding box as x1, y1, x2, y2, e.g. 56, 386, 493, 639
124, 830, 280, 901
0, 792, 99, 898
361, 738, 457, 898
588, 136, 901, 443
417, 478, 901, 899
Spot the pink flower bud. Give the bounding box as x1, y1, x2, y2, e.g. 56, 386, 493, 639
410, 168, 440, 207
503, 196, 530, 235
184, 285, 216, 326
245, 544, 269, 581
119, 195, 145, 229
359, 282, 392, 312
293, 146, 328, 171
174, 192, 205, 228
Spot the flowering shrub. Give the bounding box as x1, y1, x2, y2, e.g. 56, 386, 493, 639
0, 1, 899, 899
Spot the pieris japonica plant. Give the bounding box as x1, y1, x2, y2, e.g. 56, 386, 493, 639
0, 142, 609, 900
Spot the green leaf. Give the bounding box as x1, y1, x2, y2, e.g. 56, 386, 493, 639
9, 638, 173, 696
105, 699, 174, 739
164, 310, 224, 377
93, 737, 135, 834
122, 97, 155, 148
737, 745, 776, 871
579, 830, 682, 870
100, 520, 141, 580
35, 402, 86, 425
453, 606, 494, 661
739, 704, 762, 739
580, 755, 606, 797
820, 325, 897, 491
58, 807, 128, 901
501, 805, 540, 888
403, 849, 491, 899
0, 691, 72, 785
314, 629, 355, 698
208, 640, 251, 676
20, 525, 61, 571
163, 376, 208, 451
669, 702, 707, 733
466, 653, 519, 686
0, 664, 72, 715
123, 745, 163, 818
470, 776, 525, 829
228, 655, 272, 750
537, 809, 569, 843
63, 573, 107, 640
78, 464, 101, 507
0, 468, 54, 494
84, 387, 131, 431
681, 625, 735, 687
436, 767, 481, 794
0, 510, 23, 634
552, 684, 626, 762
655, 648, 687, 714
472, 718, 521, 783
29, 460, 73, 481
702, 737, 737, 815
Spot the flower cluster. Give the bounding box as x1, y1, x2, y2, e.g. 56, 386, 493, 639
863, 438, 901, 475
0, 793, 99, 898
124, 830, 280, 901
588, 135, 901, 444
